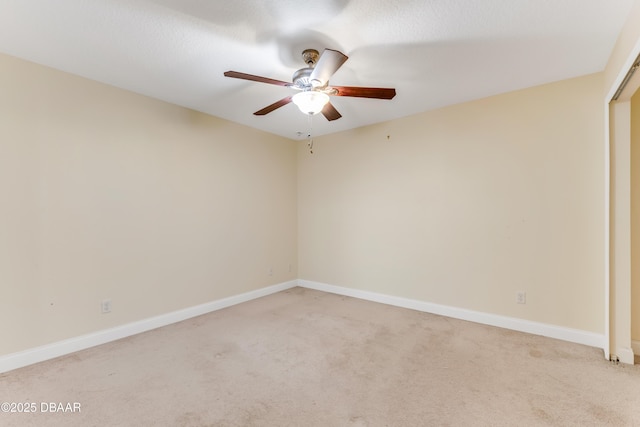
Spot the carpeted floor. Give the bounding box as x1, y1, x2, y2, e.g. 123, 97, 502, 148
1, 287, 639, 426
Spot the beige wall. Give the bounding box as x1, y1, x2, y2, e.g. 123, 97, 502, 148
0, 50, 614, 358
0, 53, 298, 356
632, 92, 640, 343
298, 73, 605, 333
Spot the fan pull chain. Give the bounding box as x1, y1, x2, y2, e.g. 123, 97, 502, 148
307, 113, 314, 154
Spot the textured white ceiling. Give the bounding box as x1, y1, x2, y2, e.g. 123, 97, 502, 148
0, 0, 634, 139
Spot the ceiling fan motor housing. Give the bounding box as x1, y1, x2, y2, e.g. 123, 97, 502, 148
292, 68, 315, 90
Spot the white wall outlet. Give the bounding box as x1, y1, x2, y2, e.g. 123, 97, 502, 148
101, 299, 112, 314
288, 263, 292, 273
516, 291, 526, 304
268, 267, 273, 276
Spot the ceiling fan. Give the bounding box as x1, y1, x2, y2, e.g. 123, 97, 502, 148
224, 48, 396, 121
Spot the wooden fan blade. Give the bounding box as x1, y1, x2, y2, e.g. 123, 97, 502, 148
254, 96, 293, 116
224, 71, 291, 87
309, 49, 348, 86
331, 86, 396, 99
321, 102, 342, 121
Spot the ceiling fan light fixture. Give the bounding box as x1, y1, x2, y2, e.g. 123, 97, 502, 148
292, 91, 329, 115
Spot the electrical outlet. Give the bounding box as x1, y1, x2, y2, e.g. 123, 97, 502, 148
516, 291, 526, 304
268, 267, 273, 276
101, 299, 112, 314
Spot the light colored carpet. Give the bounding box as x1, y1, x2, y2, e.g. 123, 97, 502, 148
1, 287, 639, 426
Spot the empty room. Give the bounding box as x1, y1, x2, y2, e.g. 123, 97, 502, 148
2, 0, 640, 425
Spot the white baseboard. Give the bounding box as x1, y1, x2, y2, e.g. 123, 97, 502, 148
0, 280, 297, 374
1, 279, 611, 374
298, 280, 606, 349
